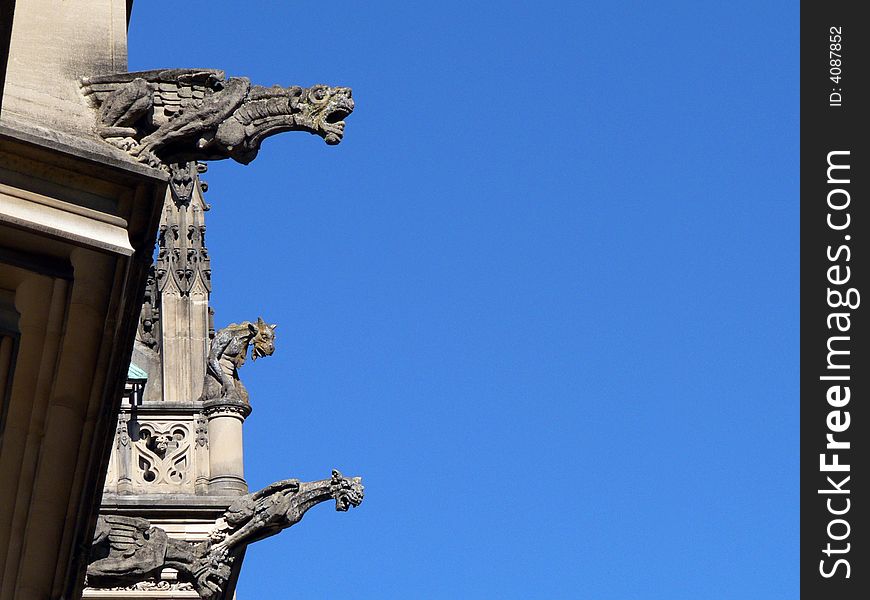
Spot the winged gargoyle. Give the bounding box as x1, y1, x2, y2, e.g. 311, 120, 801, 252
87, 470, 364, 598
80, 69, 354, 167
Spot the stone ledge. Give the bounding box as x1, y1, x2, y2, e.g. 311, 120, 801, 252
124, 402, 206, 414
100, 494, 239, 519
0, 117, 167, 182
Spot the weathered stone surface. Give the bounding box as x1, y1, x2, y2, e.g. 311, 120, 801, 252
0, 120, 167, 600
80, 69, 354, 167
87, 471, 364, 599
1, 0, 129, 139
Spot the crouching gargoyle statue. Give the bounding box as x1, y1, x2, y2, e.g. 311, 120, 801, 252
199, 318, 277, 406
80, 69, 354, 167
86, 470, 364, 598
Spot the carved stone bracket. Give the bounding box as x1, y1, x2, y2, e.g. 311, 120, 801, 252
80, 69, 354, 168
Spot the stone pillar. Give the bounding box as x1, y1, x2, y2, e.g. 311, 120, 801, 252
114, 413, 132, 494
204, 400, 250, 495
194, 411, 210, 494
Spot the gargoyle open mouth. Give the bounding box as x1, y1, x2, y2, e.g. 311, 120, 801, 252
335, 491, 363, 512
330, 471, 364, 511
251, 345, 274, 361
326, 107, 351, 124
321, 94, 354, 145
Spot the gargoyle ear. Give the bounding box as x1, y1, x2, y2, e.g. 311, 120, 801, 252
256, 316, 266, 327
247, 322, 258, 333
331, 469, 343, 480
270, 323, 278, 331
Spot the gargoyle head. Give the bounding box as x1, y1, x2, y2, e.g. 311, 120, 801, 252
249, 317, 277, 361
154, 434, 172, 453
295, 85, 355, 145
329, 469, 364, 511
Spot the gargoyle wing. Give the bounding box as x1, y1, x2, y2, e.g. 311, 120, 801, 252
88, 515, 171, 583
249, 477, 300, 500
98, 515, 152, 557
223, 495, 256, 527
223, 479, 299, 526
81, 68, 226, 126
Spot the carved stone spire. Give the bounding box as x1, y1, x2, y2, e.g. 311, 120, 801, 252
147, 166, 214, 404
155, 167, 212, 297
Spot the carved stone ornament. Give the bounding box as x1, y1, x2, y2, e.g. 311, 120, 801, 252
87, 471, 363, 598
137, 266, 160, 349
169, 161, 208, 205
80, 69, 354, 167
155, 215, 211, 297
195, 413, 209, 448
115, 414, 130, 450
134, 422, 191, 485
97, 580, 194, 592
199, 318, 277, 405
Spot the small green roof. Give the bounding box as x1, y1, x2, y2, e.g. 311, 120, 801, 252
127, 362, 148, 381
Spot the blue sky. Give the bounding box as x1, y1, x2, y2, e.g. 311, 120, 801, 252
129, 2, 798, 598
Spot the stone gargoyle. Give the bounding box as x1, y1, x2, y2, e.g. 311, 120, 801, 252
199, 318, 277, 406
80, 69, 354, 167
87, 470, 364, 598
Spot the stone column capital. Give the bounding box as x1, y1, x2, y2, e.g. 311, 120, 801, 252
202, 398, 251, 420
